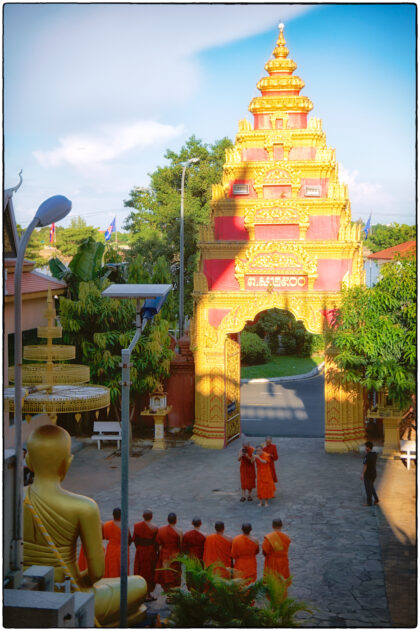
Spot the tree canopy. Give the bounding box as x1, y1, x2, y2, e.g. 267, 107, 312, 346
328, 256, 416, 406
364, 222, 416, 253
123, 135, 233, 318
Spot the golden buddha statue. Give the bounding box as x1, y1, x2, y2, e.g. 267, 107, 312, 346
23, 424, 147, 627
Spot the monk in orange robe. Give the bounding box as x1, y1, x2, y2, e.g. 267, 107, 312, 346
203, 521, 232, 579
103, 507, 131, 578
155, 512, 182, 591
253, 446, 275, 507
133, 510, 158, 601
238, 441, 256, 501
231, 523, 259, 584
263, 436, 278, 485
182, 517, 206, 561
262, 518, 291, 596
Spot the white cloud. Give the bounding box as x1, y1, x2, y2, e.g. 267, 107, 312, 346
33, 121, 184, 171
338, 163, 387, 204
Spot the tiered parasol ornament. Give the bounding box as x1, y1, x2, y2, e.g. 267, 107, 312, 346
5, 290, 110, 423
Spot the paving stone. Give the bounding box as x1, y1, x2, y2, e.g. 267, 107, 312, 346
63, 436, 414, 626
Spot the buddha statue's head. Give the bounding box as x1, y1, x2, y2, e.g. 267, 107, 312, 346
26, 424, 73, 481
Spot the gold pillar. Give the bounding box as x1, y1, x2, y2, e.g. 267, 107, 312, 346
192, 346, 227, 449
324, 353, 365, 453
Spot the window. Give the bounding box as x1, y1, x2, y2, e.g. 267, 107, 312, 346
233, 184, 249, 195
305, 185, 321, 197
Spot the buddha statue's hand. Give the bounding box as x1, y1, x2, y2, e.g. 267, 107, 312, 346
78, 572, 95, 589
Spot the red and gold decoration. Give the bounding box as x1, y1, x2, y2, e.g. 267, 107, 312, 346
191, 24, 365, 451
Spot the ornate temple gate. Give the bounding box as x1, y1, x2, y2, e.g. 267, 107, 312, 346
190, 25, 366, 451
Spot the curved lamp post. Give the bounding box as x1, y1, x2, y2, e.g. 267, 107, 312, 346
179, 158, 199, 339
12, 195, 72, 583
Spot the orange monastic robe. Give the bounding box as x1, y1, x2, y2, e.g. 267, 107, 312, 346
155, 525, 182, 590
203, 533, 232, 579
133, 521, 158, 593
262, 531, 291, 580
240, 447, 256, 491
231, 534, 259, 583
264, 444, 278, 483
256, 452, 275, 499
103, 520, 130, 578
183, 529, 206, 561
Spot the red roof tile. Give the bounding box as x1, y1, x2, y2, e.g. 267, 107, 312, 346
6, 270, 67, 296
367, 240, 416, 260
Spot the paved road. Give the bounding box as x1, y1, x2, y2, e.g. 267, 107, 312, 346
240, 374, 324, 438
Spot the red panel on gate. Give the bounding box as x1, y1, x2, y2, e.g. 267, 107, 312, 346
306, 215, 340, 240
203, 259, 240, 291
254, 224, 299, 240
214, 216, 249, 241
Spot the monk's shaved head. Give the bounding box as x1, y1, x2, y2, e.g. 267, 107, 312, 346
272, 518, 283, 529
192, 517, 202, 527
215, 521, 224, 533
242, 523, 252, 534
168, 512, 177, 524
143, 510, 153, 521
26, 424, 72, 477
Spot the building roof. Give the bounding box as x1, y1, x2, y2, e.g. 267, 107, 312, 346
366, 240, 416, 260
5, 261, 67, 300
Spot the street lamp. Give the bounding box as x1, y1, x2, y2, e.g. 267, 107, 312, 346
101, 283, 172, 628
12, 195, 72, 584
179, 158, 199, 340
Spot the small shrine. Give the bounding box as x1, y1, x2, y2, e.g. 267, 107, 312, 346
5, 291, 110, 423
191, 24, 365, 451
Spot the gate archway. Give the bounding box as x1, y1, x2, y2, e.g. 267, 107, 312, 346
190, 25, 365, 451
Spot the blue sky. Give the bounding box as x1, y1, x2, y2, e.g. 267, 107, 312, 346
4, 3, 416, 230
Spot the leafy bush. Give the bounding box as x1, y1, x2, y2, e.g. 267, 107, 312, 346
167, 555, 312, 628
241, 331, 272, 365
245, 309, 322, 358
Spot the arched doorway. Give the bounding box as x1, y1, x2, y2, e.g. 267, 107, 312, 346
190, 25, 365, 451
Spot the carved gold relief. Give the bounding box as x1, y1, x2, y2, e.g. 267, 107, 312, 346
234, 242, 318, 290
249, 95, 313, 115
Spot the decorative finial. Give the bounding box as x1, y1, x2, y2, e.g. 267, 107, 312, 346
278, 23, 284, 32
10, 169, 23, 194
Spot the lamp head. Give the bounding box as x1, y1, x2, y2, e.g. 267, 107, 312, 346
34, 195, 72, 227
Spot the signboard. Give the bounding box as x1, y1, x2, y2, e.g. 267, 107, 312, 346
305, 185, 321, 197
245, 275, 308, 290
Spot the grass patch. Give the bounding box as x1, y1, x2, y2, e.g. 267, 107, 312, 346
241, 354, 324, 380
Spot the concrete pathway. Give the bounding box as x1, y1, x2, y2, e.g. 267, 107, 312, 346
65, 436, 416, 628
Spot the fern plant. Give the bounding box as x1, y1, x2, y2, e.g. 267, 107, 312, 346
166, 555, 312, 628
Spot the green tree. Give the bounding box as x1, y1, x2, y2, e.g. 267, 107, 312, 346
55, 216, 103, 257
17, 225, 51, 267
56, 248, 174, 420
124, 135, 233, 318
364, 222, 416, 253
327, 256, 416, 406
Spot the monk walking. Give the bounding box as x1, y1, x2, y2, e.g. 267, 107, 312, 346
155, 513, 183, 593
262, 518, 291, 595
103, 507, 131, 578
263, 436, 278, 486
203, 521, 232, 579
231, 523, 259, 584
238, 441, 256, 501
254, 446, 275, 507
133, 510, 158, 601
183, 517, 206, 562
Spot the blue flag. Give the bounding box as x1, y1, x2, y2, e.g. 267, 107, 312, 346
105, 217, 116, 242
363, 214, 372, 240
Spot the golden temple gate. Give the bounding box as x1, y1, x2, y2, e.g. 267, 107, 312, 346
190, 25, 366, 451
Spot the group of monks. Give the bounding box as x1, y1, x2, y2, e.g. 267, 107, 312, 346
81, 508, 291, 600
240, 436, 278, 506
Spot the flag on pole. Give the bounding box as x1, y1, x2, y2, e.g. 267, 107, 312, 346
363, 214, 372, 240
104, 217, 116, 242
49, 223, 55, 243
